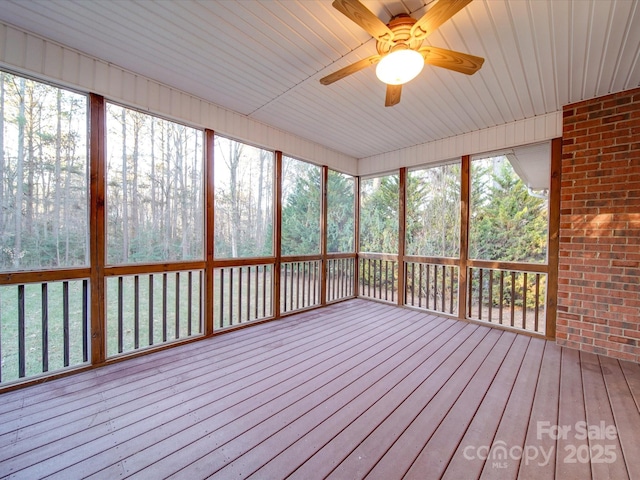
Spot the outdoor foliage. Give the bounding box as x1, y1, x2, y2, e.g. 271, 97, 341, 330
0, 72, 88, 271
214, 136, 273, 258
106, 104, 203, 264
406, 163, 460, 257
281, 157, 321, 256
327, 170, 355, 253
469, 156, 548, 263
468, 156, 549, 313
360, 174, 399, 254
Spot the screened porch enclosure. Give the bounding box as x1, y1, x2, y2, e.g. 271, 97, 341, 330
0, 70, 558, 390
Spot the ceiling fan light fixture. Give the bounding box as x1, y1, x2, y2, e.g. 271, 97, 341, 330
375, 49, 424, 85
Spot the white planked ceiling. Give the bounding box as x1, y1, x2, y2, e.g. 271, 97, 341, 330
0, 0, 639, 160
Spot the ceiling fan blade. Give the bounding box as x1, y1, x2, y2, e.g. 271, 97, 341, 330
332, 0, 394, 43
385, 84, 402, 107
410, 0, 473, 41
320, 55, 382, 85
419, 46, 484, 75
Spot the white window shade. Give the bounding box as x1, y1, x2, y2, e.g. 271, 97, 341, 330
505, 142, 551, 191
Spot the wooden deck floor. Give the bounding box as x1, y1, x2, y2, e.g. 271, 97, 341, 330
1, 299, 640, 479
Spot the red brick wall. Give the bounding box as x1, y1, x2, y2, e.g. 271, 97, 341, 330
557, 87, 640, 361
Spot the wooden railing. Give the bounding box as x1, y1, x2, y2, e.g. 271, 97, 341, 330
281, 259, 321, 313
214, 264, 273, 328
0, 256, 549, 388
358, 254, 398, 303
404, 260, 458, 315
467, 265, 547, 335
326, 256, 355, 302
0, 278, 89, 383
106, 269, 203, 356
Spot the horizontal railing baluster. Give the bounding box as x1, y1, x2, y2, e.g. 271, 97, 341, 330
402, 261, 459, 316
246, 267, 251, 322
254, 266, 259, 320
535, 273, 540, 333
262, 266, 267, 318
175, 272, 180, 340
523, 272, 528, 330
63, 281, 70, 367
188, 272, 193, 337
1, 278, 92, 384
18, 285, 25, 378
149, 275, 154, 346
118, 277, 124, 354
82, 279, 88, 363
134, 275, 140, 350
499, 271, 504, 325
162, 273, 168, 341
462, 266, 546, 335
100, 269, 205, 357
42, 283, 49, 373
238, 267, 243, 325
510, 271, 516, 328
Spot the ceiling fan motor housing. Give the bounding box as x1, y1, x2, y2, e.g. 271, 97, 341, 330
376, 14, 424, 55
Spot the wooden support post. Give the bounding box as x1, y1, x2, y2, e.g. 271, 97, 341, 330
274, 151, 283, 318
546, 137, 562, 339
398, 168, 407, 307
459, 155, 471, 320
89, 93, 106, 365
204, 129, 215, 336
354, 176, 360, 297
320, 166, 328, 305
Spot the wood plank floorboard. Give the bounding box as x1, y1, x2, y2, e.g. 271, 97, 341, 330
404, 332, 524, 479
0, 302, 363, 421
479, 337, 546, 480
581, 352, 627, 480
601, 355, 640, 479
0, 303, 366, 460
106, 309, 430, 478
6, 303, 397, 477
620, 361, 640, 411
555, 348, 591, 480
1, 299, 640, 479
441, 335, 533, 480
517, 341, 562, 480
324, 325, 490, 480
252, 319, 465, 479
364, 329, 506, 480
287, 321, 474, 480
207, 314, 450, 479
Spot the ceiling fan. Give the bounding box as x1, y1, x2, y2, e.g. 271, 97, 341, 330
320, 0, 484, 107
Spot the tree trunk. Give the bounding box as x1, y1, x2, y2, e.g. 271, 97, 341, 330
228, 141, 242, 257
25, 86, 35, 238
64, 105, 74, 264
64, 97, 77, 266
36, 99, 47, 260
0, 73, 5, 237
164, 123, 172, 258
54, 89, 62, 264
192, 133, 201, 256
14, 78, 26, 268
132, 113, 140, 244
174, 127, 188, 258
121, 108, 129, 262
151, 117, 156, 232
256, 150, 266, 253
